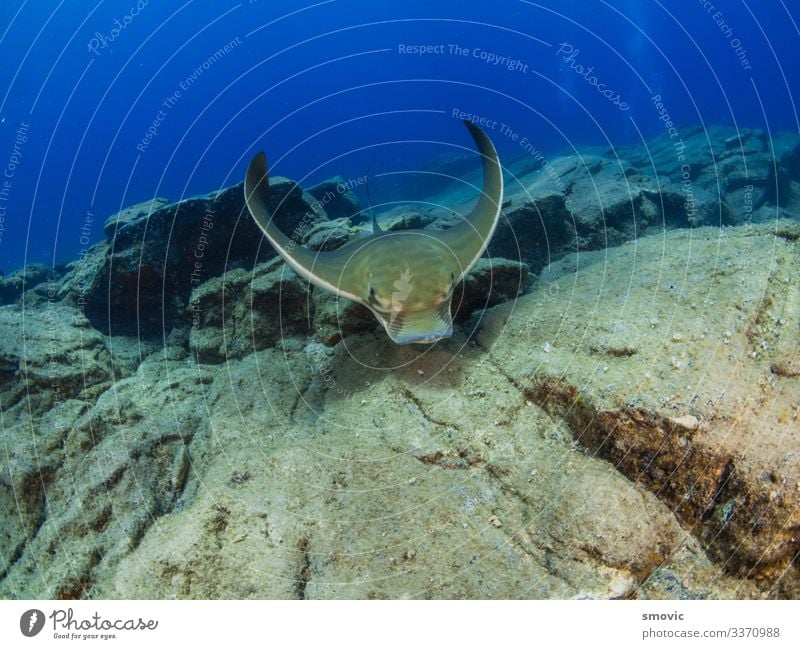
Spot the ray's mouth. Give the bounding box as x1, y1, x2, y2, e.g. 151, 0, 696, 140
390, 327, 453, 345
379, 303, 454, 345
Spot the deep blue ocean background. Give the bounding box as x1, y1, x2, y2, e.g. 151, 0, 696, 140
0, 0, 797, 272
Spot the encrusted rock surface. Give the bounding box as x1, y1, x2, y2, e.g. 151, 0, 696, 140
2, 221, 796, 599
306, 177, 363, 223
476, 222, 800, 595
0, 264, 62, 305
0, 304, 112, 416
187, 258, 313, 363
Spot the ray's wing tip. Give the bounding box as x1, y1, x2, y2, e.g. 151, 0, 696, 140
462, 119, 491, 139
249, 151, 267, 170
246, 152, 270, 192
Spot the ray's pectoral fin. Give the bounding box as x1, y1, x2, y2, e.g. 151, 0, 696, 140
244, 152, 363, 301
434, 120, 504, 281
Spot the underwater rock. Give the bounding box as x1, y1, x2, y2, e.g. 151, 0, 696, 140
3, 224, 787, 599
0, 303, 112, 417
54, 178, 324, 337
103, 335, 165, 378
563, 158, 677, 241
487, 193, 572, 275
311, 291, 375, 346
490, 151, 733, 272
477, 222, 800, 596
0, 352, 215, 598
464, 126, 800, 272
453, 257, 532, 320
619, 125, 800, 221
300, 217, 359, 251
28, 123, 796, 341
0, 263, 62, 305
0, 397, 90, 585
306, 176, 363, 222
374, 205, 437, 231
187, 258, 313, 363
90, 333, 756, 599
102, 197, 171, 238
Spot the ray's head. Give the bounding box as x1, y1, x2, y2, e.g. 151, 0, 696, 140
347, 232, 461, 345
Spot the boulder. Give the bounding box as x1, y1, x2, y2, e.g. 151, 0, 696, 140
54, 179, 324, 337
311, 292, 376, 346
453, 257, 532, 320
476, 222, 800, 595
0, 263, 61, 305
102, 198, 170, 238
464, 126, 800, 271
301, 218, 359, 251
187, 258, 313, 363
376, 206, 438, 231
0, 303, 112, 418
306, 176, 363, 222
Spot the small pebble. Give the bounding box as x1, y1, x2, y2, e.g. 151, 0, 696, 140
671, 414, 699, 430
488, 515, 502, 528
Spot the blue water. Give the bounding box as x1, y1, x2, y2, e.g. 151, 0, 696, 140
0, 0, 797, 272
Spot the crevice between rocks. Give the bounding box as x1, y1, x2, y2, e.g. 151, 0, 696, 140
536, 378, 791, 584
480, 348, 797, 589
295, 535, 312, 600
398, 387, 464, 434
0, 539, 26, 582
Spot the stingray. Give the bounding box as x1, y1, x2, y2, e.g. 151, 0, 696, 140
243, 120, 503, 344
